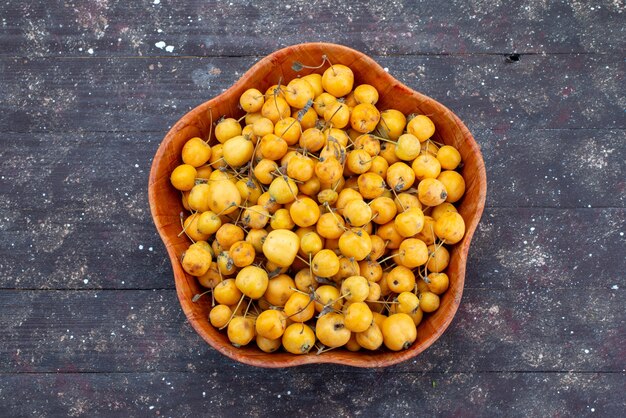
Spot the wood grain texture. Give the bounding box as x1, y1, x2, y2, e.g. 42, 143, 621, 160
0, 368, 626, 417
480, 129, 626, 209
1, 207, 623, 291
0, 372, 623, 417
1, 128, 623, 219
0, 0, 624, 58
467, 208, 626, 290
2, 288, 623, 373
0, 54, 624, 134
1, 0, 625, 414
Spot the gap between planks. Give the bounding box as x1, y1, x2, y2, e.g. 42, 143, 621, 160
2, 206, 624, 212
0, 286, 621, 291
0, 370, 623, 376
1, 128, 625, 135
0, 51, 615, 61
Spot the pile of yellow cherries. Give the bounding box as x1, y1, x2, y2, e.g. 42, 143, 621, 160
170, 59, 466, 355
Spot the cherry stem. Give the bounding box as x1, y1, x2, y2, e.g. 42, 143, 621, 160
369, 134, 397, 144
252, 303, 261, 316
326, 55, 337, 76
237, 205, 268, 219
289, 286, 310, 296
243, 298, 252, 318
214, 203, 237, 217
233, 199, 246, 227
389, 187, 405, 212
274, 77, 284, 121
286, 297, 316, 320
295, 255, 311, 266
378, 117, 391, 139
192, 290, 212, 302
294, 54, 329, 71
378, 253, 398, 264
177, 211, 197, 243
285, 176, 301, 202
325, 293, 349, 308
316, 345, 337, 355
423, 234, 446, 277
323, 202, 349, 232
278, 118, 298, 139
208, 157, 225, 167
247, 132, 263, 174
219, 294, 245, 330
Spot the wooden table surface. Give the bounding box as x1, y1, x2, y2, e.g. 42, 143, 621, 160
1, 1, 624, 416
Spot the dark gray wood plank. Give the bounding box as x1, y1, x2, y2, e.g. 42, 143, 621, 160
0, 371, 623, 417
1, 136, 624, 291
1, 1, 623, 415
467, 207, 626, 290
0, 54, 624, 134
1, 127, 624, 291
1, 0, 624, 57
2, 209, 624, 291
2, 288, 623, 373
482, 129, 626, 209
1, 128, 623, 212
1, 128, 624, 290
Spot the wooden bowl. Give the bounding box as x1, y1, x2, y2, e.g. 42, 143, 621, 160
148, 43, 487, 368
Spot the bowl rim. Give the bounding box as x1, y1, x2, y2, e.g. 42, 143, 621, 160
148, 42, 487, 368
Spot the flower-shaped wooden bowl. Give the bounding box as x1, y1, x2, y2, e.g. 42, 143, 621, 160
149, 43, 487, 368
